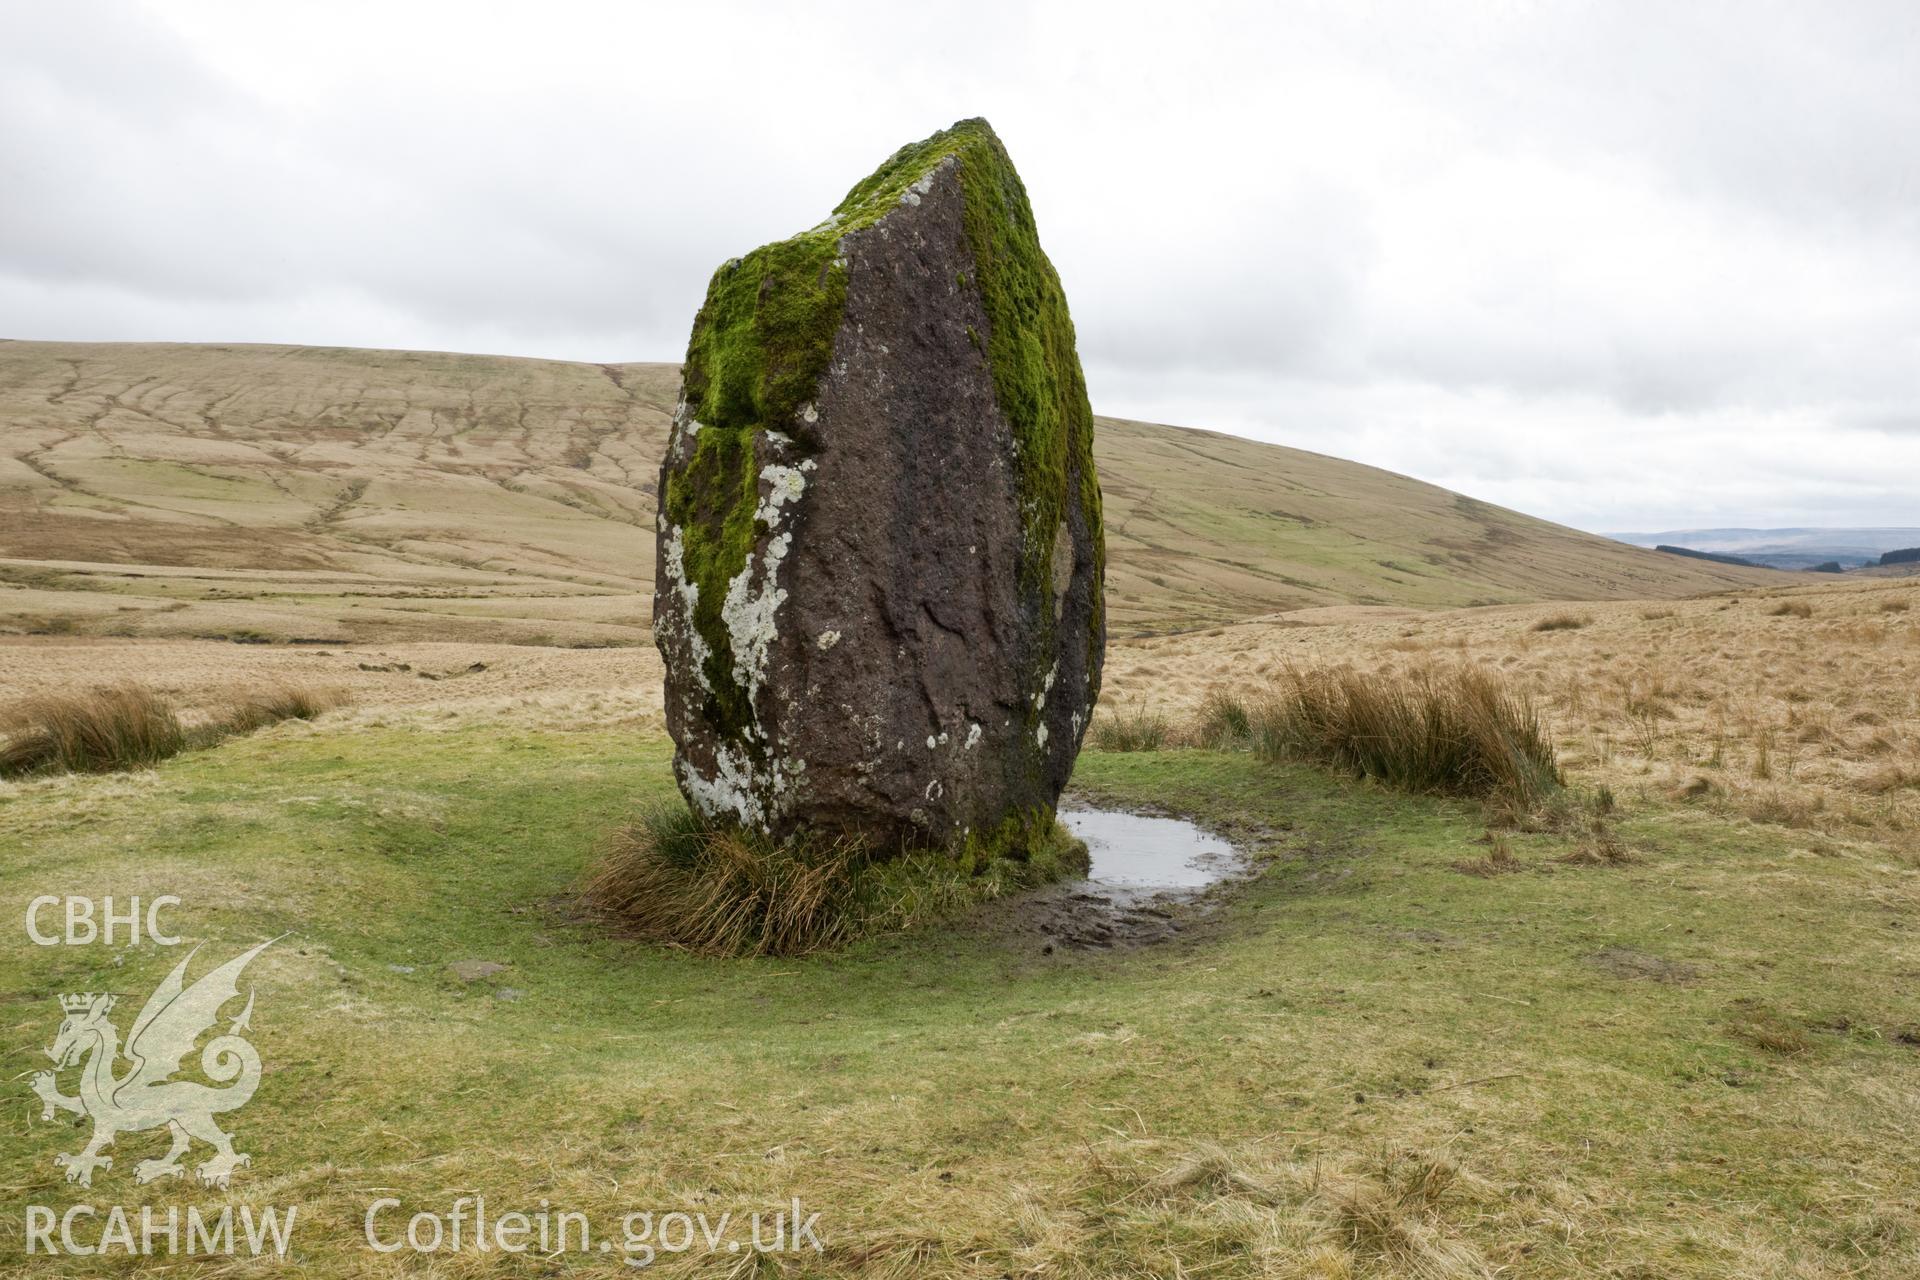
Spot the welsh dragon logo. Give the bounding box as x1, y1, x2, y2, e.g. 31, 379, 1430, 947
31, 939, 274, 1188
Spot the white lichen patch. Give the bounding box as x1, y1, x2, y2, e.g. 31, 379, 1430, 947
965, 722, 982, 750
722, 531, 791, 703
754, 459, 815, 528
1035, 722, 1049, 747
897, 157, 953, 207
687, 439, 820, 818
678, 746, 765, 830
1032, 661, 1060, 712
816, 629, 841, 651
659, 525, 712, 692
666, 402, 705, 464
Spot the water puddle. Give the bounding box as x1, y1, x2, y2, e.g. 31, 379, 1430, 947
1063, 807, 1241, 890
1005, 803, 1250, 951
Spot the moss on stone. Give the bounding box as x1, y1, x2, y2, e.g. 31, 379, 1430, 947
942, 122, 1103, 613
951, 808, 1090, 879
833, 119, 1105, 615
660, 425, 760, 738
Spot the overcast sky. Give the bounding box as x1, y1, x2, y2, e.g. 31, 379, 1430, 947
4, 1, 1916, 533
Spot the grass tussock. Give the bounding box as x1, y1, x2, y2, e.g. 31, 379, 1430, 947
1531, 613, 1589, 632
1557, 818, 1639, 866
1328, 1151, 1489, 1280
1727, 1001, 1815, 1056
0, 686, 185, 777
1192, 688, 1254, 746
1242, 665, 1562, 811
582, 804, 1088, 957
583, 807, 867, 956
0, 683, 347, 779
1452, 834, 1524, 877
1103, 1139, 1495, 1280
214, 684, 349, 736
1090, 703, 1173, 752
1770, 600, 1814, 618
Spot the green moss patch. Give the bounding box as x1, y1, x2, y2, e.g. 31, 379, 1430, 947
840, 119, 1104, 607
660, 426, 761, 738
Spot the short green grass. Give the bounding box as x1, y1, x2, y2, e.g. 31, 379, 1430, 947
2, 725, 1915, 1275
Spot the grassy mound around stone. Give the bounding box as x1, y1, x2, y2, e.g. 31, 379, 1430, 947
581, 804, 1089, 957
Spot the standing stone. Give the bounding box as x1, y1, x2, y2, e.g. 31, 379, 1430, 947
655, 118, 1105, 849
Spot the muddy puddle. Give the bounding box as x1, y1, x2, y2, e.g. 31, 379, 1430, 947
1065, 807, 1241, 889
1011, 803, 1251, 950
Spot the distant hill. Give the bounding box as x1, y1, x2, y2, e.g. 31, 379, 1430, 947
1611, 526, 1920, 572
0, 341, 1779, 644
1883, 547, 1920, 567
1655, 544, 1767, 569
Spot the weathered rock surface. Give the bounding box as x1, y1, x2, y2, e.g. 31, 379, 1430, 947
655, 118, 1105, 849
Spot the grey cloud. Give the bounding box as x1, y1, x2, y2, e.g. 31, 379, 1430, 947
1, 0, 1914, 530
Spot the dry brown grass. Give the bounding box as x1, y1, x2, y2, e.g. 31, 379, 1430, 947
1556, 818, 1638, 866
0, 637, 667, 736
583, 805, 872, 957
582, 804, 1089, 958
1088, 702, 1173, 751
0, 340, 1780, 645
1726, 1001, 1815, 1056
0, 685, 184, 776
1193, 687, 1254, 744
1212, 664, 1561, 812
216, 684, 350, 735
1094, 578, 1920, 840
7, 576, 1915, 845
0, 679, 349, 778
1094, 1139, 1496, 1280
1452, 834, 1525, 876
